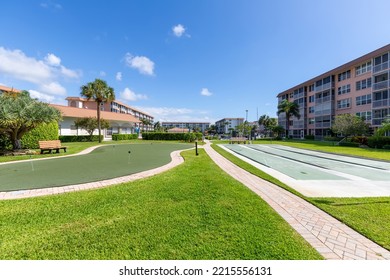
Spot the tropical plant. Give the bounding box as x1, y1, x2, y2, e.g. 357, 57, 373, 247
80, 79, 115, 143
74, 117, 110, 141
277, 100, 300, 138
374, 116, 390, 137
0, 91, 61, 150
331, 114, 368, 140
258, 114, 278, 137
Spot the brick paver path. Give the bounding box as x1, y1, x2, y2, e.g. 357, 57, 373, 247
204, 141, 390, 260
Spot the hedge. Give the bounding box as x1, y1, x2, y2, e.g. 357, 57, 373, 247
59, 135, 103, 142
112, 134, 138, 141
141, 132, 202, 142
367, 136, 390, 149
21, 122, 59, 149
338, 141, 359, 147
304, 135, 315, 140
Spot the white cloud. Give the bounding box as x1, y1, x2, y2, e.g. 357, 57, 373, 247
0, 46, 80, 102
45, 53, 61, 66
136, 106, 213, 123
29, 89, 55, 103
125, 53, 155, 76
0, 47, 52, 84
201, 88, 213, 96
60, 65, 80, 79
116, 72, 122, 81
172, 24, 186, 37
40, 1, 62, 10
40, 82, 66, 95
120, 87, 148, 101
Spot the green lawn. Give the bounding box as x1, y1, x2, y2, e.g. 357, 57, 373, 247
0, 149, 322, 260
212, 143, 390, 251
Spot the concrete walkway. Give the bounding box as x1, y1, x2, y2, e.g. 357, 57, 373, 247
203, 141, 390, 260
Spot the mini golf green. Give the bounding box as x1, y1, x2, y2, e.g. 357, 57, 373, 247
0, 143, 193, 192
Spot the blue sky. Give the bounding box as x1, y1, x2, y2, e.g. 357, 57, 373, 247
1, 0, 390, 123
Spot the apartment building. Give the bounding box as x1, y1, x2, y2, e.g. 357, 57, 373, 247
277, 44, 390, 139
161, 122, 210, 133
66, 97, 154, 131
215, 118, 245, 134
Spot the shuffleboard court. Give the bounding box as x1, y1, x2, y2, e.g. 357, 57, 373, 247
0, 143, 192, 192
220, 144, 390, 197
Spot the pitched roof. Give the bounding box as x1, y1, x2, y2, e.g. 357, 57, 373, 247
0, 85, 22, 93
167, 127, 190, 133
50, 104, 141, 123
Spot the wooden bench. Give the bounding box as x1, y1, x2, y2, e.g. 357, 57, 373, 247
229, 137, 248, 144
39, 140, 68, 154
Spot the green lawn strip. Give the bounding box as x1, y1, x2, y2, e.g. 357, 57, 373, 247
212, 144, 390, 251
0, 149, 322, 260
0, 142, 99, 163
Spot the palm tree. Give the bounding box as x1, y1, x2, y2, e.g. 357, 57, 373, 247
80, 79, 115, 143
277, 100, 300, 138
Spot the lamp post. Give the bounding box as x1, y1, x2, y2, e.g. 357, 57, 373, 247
245, 109, 248, 122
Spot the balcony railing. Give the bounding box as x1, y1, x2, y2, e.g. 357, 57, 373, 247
372, 99, 389, 108
373, 61, 389, 73
372, 80, 389, 91
315, 82, 334, 92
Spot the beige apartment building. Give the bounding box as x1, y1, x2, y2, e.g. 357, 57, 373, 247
277, 43, 390, 139
66, 97, 154, 132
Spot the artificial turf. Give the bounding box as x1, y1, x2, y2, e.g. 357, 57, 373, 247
0, 143, 192, 191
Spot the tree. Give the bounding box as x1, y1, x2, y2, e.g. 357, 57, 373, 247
80, 79, 115, 143
374, 116, 390, 136
277, 100, 300, 138
74, 117, 109, 141
331, 114, 368, 140
153, 121, 163, 132
236, 121, 252, 137
258, 114, 278, 137
140, 118, 152, 131
0, 91, 61, 150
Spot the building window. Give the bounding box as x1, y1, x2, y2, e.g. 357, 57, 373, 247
309, 95, 315, 103
356, 78, 372, 91
337, 84, 351, 95
355, 61, 372, 76
308, 106, 315, 113
338, 70, 351, 81
309, 118, 315, 124
356, 94, 372, 106
356, 111, 372, 121
337, 98, 351, 109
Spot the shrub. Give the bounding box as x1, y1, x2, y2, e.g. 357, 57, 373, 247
350, 136, 368, 146
59, 135, 103, 142
21, 122, 59, 149
304, 135, 315, 140
324, 136, 341, 142
383, 145, 390, 150
112, 134, 138, 141
338, 142, 359, 147
141, 132, 202, 142
367, 136, 390, 149
0, 133, 12, 150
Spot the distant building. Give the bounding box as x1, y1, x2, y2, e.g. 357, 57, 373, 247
161, 122, 210, 133
66, 97, 154, 132
276, 43, 390, 139
51, 104, 140, 138
215, 118, 244, 134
